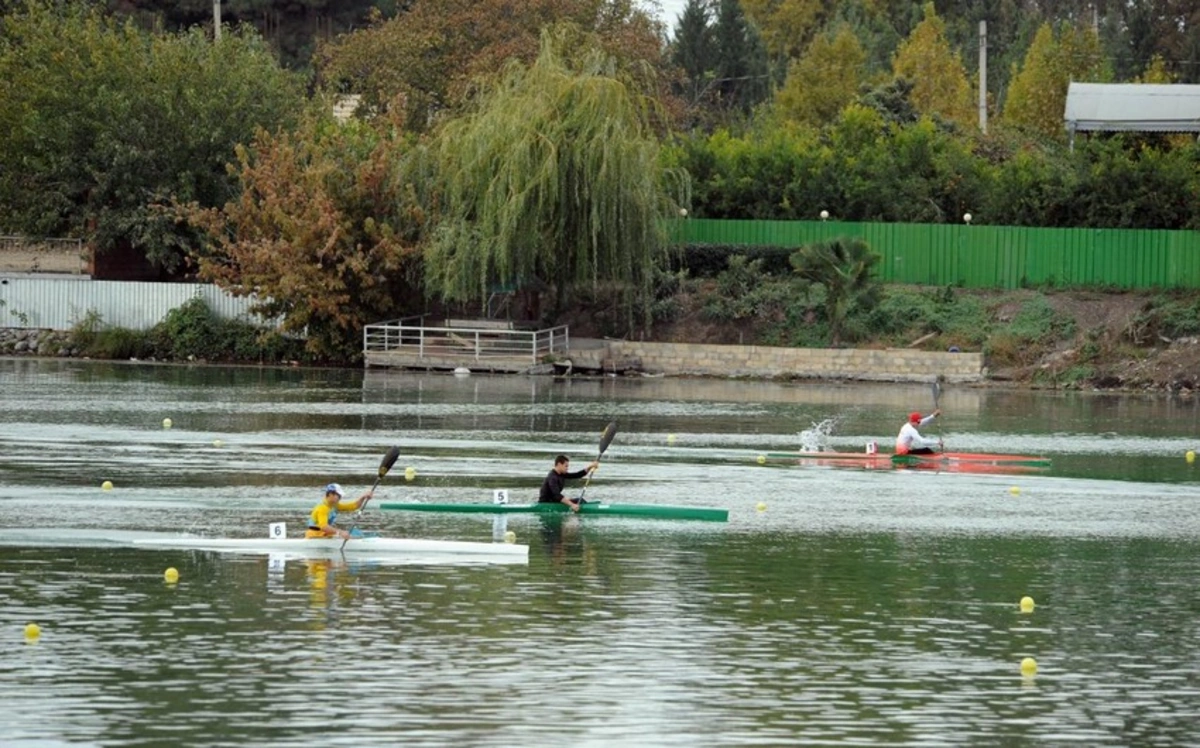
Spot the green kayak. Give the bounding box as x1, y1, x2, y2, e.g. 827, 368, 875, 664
379, 501, 729, 523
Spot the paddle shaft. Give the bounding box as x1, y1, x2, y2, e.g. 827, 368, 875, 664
578, 422, 617, 502
342, 446, 400, 550
931, 381, 943, 448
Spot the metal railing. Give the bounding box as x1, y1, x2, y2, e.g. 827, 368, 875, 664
363, 316, 569, 363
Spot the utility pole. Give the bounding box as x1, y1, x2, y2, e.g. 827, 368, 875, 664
978, 20, 987, 134
213, 0, 222, 41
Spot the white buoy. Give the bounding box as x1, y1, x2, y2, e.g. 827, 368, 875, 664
453, 367, 470, 377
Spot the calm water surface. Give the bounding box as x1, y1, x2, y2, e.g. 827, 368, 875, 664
3, 359, 1200, 746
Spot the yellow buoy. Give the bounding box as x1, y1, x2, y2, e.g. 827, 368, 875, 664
757, 455, 767, 465
756, 501, 767, 512
504, 530, 517, 544
1009, 486, 1021, 496
667, 434, 677, 446
1020, 657, 1038, 676
1187, 450, 1195, 464
1020, 595, 1035, 613
212, 439, 224, 448
24, 622, 41, 639
162, 417, 173, 429
101, 480, 113, 491
404, 467, 417, 481
164, 567, 180, 583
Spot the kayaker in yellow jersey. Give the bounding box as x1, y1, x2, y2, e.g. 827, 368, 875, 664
895, 410, 942, 455
306, 483, 373, 539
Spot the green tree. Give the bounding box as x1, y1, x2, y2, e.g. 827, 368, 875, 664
858, 77, 920, 125
712, 0, 771, 114
776, 25, 867, 127
187, 113, 422, 360
789, 237, 882, 346
0, 2, 302, 274
672, 0, 717, 107
425, 28, 688, 328
891, 2, 974, 127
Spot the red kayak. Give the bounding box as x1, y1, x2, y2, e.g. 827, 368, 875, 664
765, 450, 1051, 469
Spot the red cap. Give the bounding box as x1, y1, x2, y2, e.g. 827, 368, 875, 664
909, 412, 922, 423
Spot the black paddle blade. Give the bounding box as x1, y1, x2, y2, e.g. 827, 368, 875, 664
597, 421, 618, 456
378, 446, 401, 478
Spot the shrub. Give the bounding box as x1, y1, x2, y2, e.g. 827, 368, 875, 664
154, 297, 221, 360
675, 244, 796, 278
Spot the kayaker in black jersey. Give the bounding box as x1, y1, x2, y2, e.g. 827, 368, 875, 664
539, 454, 599, 512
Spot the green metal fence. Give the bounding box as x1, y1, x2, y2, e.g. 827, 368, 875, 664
673, 219, 1200, 289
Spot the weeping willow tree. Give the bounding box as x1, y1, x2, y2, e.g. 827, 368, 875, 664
425, 25, 688, 328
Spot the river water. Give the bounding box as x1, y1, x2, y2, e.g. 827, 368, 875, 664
3, 358, 1199, 746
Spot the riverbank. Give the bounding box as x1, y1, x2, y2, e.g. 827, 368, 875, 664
5, 286, 1199, 392
561, 285, 1200, 393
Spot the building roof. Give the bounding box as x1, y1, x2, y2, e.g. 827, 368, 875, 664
1064, 82, 1200, 132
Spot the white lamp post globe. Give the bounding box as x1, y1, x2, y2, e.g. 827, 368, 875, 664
963, 213, 973, 224
679, 208, 688, 217
819, 210, 829, 220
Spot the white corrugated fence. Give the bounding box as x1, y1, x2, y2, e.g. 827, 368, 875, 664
0, 275, 271, 331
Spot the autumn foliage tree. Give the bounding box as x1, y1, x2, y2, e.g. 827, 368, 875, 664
1004, 22, 1111, 138
740, 0, 826, 62
776, 25, 867, 128
891, 3, 974, 127
186, 113, 422, 361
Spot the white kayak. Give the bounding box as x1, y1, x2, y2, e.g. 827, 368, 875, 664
131, 534, 529, 562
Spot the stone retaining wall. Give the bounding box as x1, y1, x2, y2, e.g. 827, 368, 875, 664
605, 341, 983, 382
0, 327, 74, 356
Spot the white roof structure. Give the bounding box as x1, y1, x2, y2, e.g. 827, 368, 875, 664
1064, 82, 1200, 133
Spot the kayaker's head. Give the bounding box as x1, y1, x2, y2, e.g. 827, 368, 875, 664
324, 483, 345, 504
553, 455, 571, 474
909, 412, 922, 424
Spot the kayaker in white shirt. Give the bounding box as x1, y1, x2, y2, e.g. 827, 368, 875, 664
896, 410, 942, 455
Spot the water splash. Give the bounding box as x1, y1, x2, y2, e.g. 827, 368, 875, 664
798, 417, 842, 452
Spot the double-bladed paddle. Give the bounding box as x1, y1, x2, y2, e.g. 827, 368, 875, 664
341, 446, 400, 550
578, 421, 617, 503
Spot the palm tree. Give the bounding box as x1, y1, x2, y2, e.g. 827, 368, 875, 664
789, 238, 881, 346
